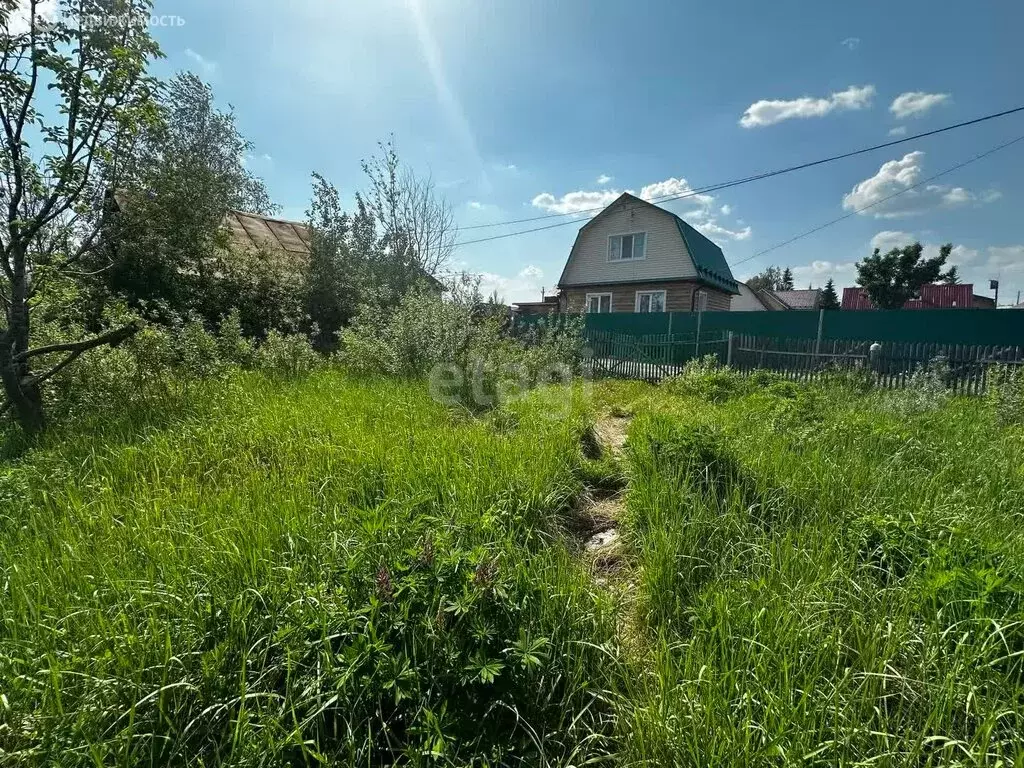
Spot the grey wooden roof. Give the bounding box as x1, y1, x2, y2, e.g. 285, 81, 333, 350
223, 210, 311, 258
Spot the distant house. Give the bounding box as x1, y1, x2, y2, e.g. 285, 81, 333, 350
222, 210, 444, 291
556, 193, 739, 313
842, 284, 995, 310
512, 294, 561, 316
771, 289, 822, 310
731, 283, 821, 311
222, 209, 312, 271
108, 194, 443, 291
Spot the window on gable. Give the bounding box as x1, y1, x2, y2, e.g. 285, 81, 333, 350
609, 232, 646, 261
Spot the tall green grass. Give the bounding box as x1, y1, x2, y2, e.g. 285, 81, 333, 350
0, 371, 618, 765
618, 378, 1024, 765
5, 365, 1024, 766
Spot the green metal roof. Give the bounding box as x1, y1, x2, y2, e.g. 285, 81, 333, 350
672, 215, 740, 295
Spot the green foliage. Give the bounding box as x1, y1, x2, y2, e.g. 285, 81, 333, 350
618, 379, 1024, 764
0, 0, 163, 434
4, 309, 322, 441
856, 242, 958, 309
874, 355, 952, 415
0, 374, 616, 764
339, 279, 584, 409
820, 277, 840, 309
6, 357, 1024, 764
745, 265, 785, 293
99, 73, 300, 336
986, 364, 1024, 425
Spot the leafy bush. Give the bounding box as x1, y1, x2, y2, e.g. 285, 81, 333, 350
338, 284, 584, 409
253, 329, 321, 378
3, 307, 324, 444
661, 355, 748, 403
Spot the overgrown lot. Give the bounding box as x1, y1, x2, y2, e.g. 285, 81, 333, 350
0, 372, 617, 765
3, 365, 1024, 765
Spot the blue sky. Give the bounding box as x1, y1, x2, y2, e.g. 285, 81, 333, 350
149, 0, 1023, 304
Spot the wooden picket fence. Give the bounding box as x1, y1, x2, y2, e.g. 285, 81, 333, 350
731, 335, 1024, 394
583, 329, 1024, 393
585, 329, 729, 381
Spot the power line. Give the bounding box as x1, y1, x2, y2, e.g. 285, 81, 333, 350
729, 133, 1024, 269
454, 104, 1024, 246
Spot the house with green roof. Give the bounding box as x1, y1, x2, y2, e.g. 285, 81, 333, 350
555, 192, 739, 313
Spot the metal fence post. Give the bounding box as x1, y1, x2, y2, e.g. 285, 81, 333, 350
813, 309, 824, 366
726, 331, 734, 367
695, 309, 703, 358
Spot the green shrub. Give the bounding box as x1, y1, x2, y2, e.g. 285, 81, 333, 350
661, 355, 748, 403
254, 329, 321, 378
339, 286, 583, 409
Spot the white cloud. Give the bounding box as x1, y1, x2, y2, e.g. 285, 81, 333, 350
870, 230, 916, 252
530, 189, 621, 216
639, 177, 715, 208
941, 187, 971, 206
842, 152, 997, 218
790, 260, 858, 288
185, 48, 218, 76
840, 37, 860, 50
890, 91, 951, 119
739, 84, 875, 128
843, 152, 924, 216
4, 0, 57, 35
698, 220, 752, 241
596, 174, 613, 185
888, 126, 907, 137
519, 264, 543, 280
477, 265, 546, 304
467, 201, 484, 209
985, 246, 1024, 275
531, 175, 751, 241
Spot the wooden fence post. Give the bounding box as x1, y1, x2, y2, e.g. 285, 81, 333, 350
727, 331, 734, 367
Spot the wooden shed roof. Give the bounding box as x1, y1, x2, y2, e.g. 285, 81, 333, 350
222, 210, 311, 257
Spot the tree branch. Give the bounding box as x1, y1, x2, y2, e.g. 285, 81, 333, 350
13, 323, 140, 363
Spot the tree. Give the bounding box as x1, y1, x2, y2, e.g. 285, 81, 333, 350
304, 172, 366, 350
781, 267, 794, 291
820, 278, 840, 310
100, 72, 285, 333
855, 242, 957, 310
943, 265, 960, 285
746, 265, 783, 293
1, 0, 161, 434
359, 137, 455, 286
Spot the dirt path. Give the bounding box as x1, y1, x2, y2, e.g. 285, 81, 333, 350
574, 415, 632, 584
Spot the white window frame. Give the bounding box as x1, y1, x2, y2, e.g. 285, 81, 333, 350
585, 292, 613, 313
693, 289, 708, 312
635, 290, 667, 313
607, 231, 647, 262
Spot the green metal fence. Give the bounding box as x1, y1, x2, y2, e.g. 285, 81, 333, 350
538, 308, 1024, 346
